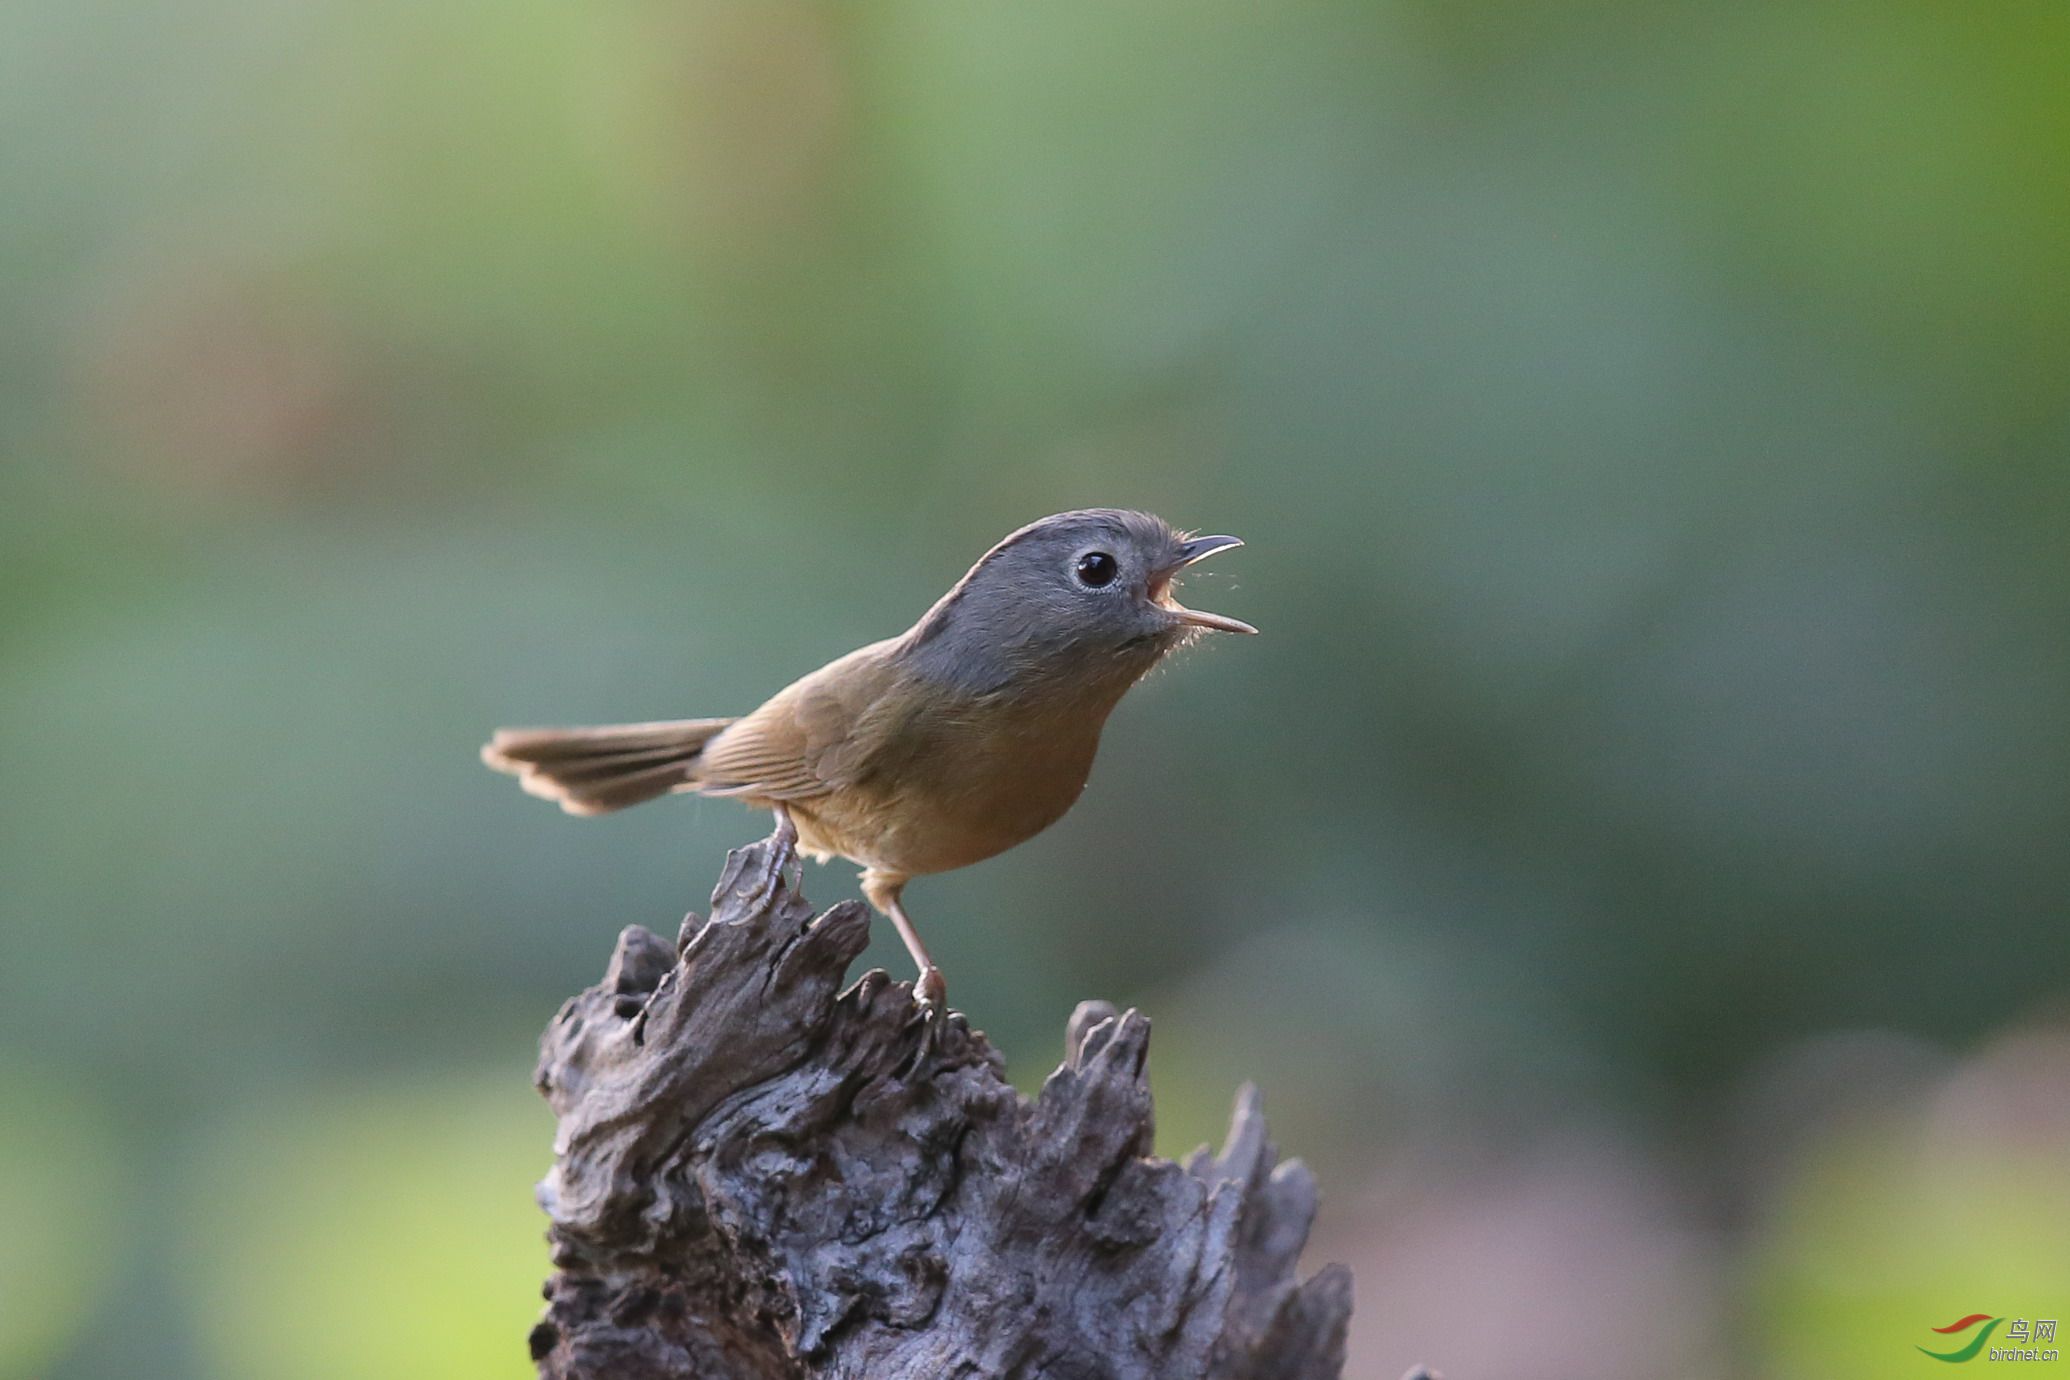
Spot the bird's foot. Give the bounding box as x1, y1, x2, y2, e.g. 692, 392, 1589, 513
769, 806, 798, 856
902, 966, 957, 1069
761, 808, 802, 890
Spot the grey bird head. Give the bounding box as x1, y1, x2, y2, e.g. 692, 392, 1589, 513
905, 509, 1255, 696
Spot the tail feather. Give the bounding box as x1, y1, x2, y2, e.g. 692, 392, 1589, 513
482, 717, 733, 815
537, 744, 710, 784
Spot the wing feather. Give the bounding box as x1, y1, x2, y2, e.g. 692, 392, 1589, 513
690, 640, 904, 801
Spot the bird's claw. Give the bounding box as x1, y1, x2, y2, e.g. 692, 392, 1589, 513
769, 806, 798, 856
901, 966, 955, 1069
760, 808, 802, 891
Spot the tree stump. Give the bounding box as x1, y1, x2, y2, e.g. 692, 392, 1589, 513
528, 826, 1353, 1379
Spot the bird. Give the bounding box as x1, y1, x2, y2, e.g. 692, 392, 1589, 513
481, 508, 1255, 1010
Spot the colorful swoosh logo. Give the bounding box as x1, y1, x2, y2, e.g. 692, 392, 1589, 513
1919, 1314, 2002, 1363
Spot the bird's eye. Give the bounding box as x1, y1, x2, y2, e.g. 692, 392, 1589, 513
1074, 551, 1119, 588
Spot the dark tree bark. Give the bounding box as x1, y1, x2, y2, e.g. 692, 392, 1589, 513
528, 826, 1353, 1380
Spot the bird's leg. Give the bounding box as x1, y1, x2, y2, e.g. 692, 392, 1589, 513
862, 870, 946, 1011
761, 803, 808, 893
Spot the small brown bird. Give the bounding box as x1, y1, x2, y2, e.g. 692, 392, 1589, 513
482, 508, 1254, 1009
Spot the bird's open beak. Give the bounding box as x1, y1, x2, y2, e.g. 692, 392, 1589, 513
1151, 534, 1258, 635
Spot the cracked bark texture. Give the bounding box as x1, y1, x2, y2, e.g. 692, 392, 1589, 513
529, 826, 1353, 1380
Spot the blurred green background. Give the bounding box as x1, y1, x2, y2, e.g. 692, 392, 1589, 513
5, 1, 2068, 1376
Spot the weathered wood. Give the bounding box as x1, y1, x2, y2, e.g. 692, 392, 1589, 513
529, 826, 1353, 1380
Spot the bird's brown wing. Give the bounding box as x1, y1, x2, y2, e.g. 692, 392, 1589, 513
691, 640, 905, 801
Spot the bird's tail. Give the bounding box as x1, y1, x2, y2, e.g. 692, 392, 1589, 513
481, 718, 734, 815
